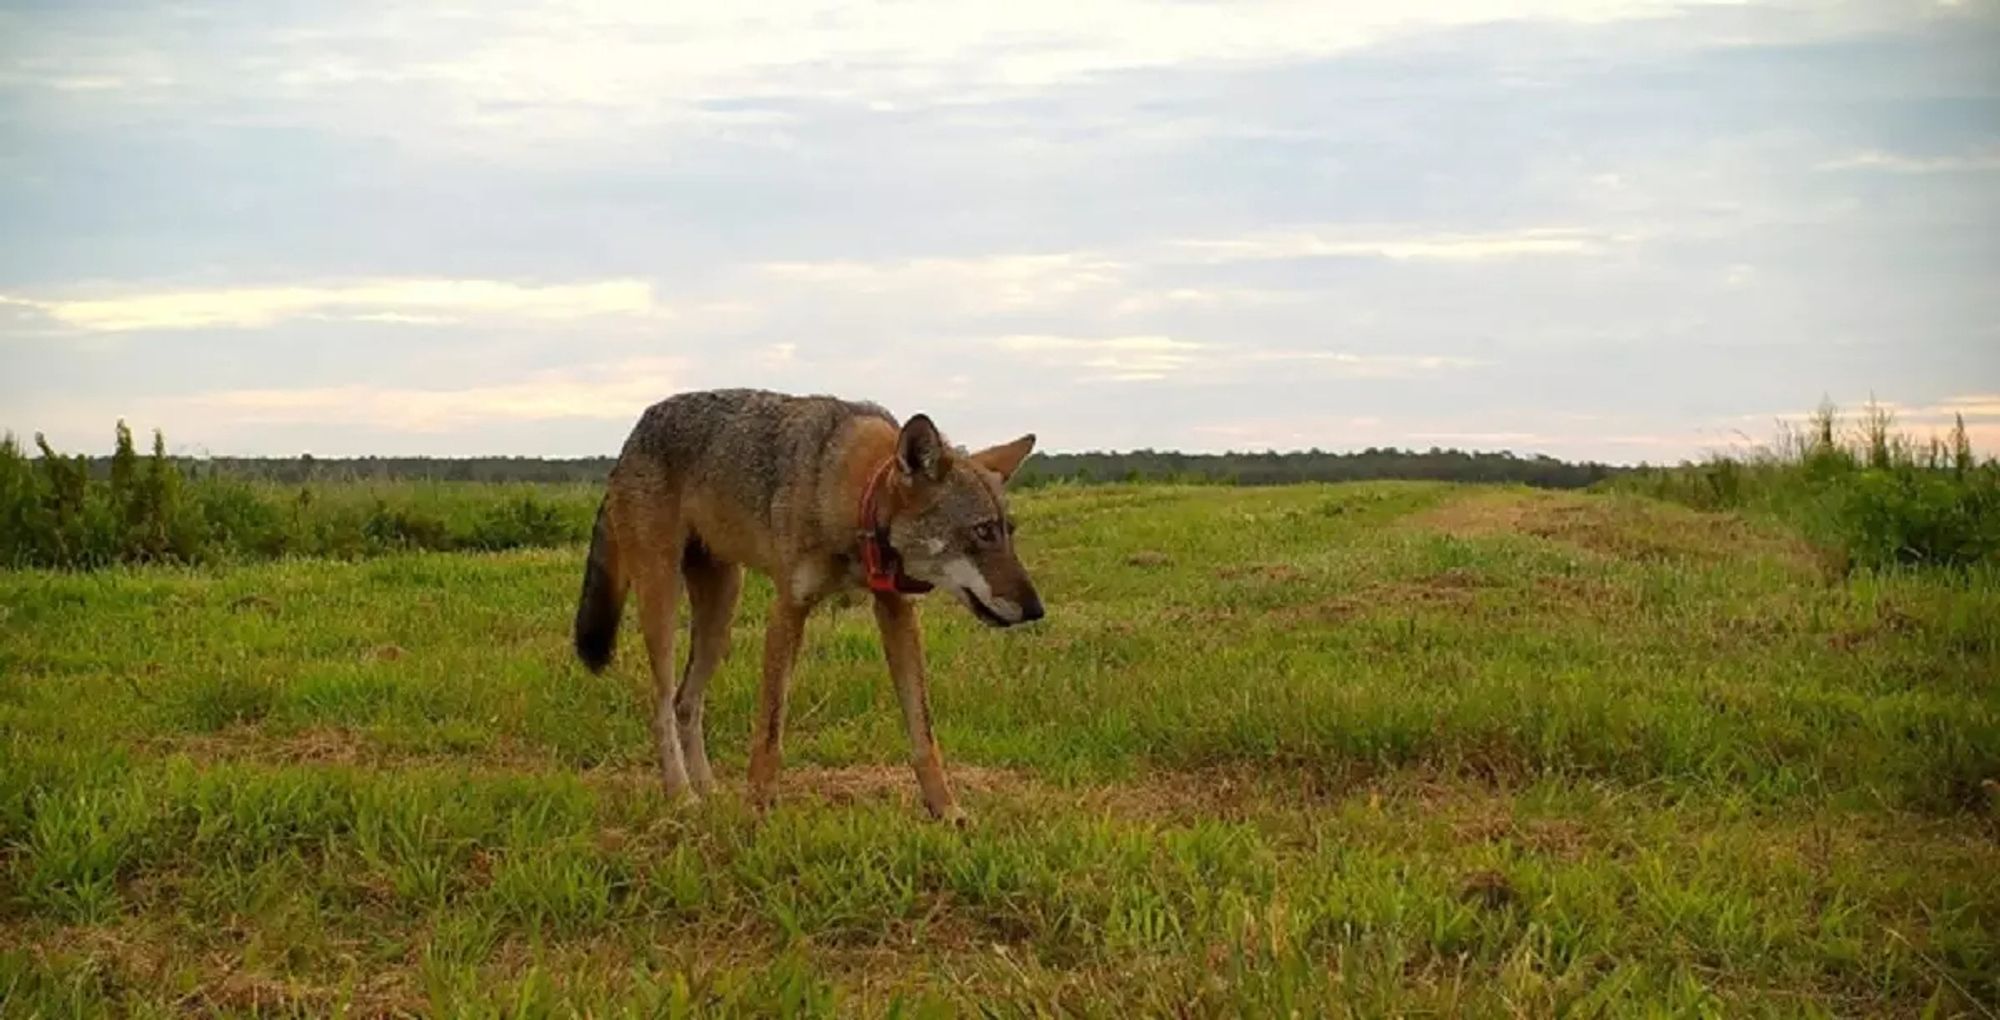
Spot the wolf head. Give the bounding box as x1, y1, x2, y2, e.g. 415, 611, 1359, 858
884, 414, 1045, 628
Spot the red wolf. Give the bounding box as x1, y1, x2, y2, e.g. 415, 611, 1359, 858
574, 389, 1043, 822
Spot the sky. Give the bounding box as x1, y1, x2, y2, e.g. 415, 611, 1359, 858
2, 0, 1997, 463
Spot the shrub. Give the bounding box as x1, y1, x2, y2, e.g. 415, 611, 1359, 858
1611, 404, 1998, 570
464, 492, 582, 551
1840, 466, 2000, 568
365, 501, 455, 551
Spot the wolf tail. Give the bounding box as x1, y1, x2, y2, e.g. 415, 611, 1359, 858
573, 497, 625, 673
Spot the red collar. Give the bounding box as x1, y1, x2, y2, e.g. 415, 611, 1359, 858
858, 458, 934, 595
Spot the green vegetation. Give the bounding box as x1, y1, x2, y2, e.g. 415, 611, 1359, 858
4, 423, 1622, 572
3, 480, 1995, 1015
1, 427, 596, 569
1611, 404, 1998, 570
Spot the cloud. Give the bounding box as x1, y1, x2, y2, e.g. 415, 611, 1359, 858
758, 254, 1126, 307
147, 357, 684, 432
1183, 417, 1590, 454
1190, 416, 1390, 449
7, 1, 1725, 132
993, 334, 1209, 382
1252, 351, 1484, 373
743, 228, 1619, 328
1108, 287, 1297, 316
1752, 396, 2000, 425
5, 279, 661, 332
991, 334, 1481, 383
1932, 394, 2000, 418
1409, 431, 1546, 444
1169, 227, 1620, 263
1815, 149, 2000, 174
5, 1, 1996, 465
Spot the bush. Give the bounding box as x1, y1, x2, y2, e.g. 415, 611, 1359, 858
465, 493, 581, 551
0, 425, 195, 569
190, 477, 290, 558
1841, 467, 2000, 568
1610, 404, 1999, 570
364, 501, 455, 551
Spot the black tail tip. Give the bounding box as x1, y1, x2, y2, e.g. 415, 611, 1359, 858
574, 540, 621, 672
574, 630, 614, 673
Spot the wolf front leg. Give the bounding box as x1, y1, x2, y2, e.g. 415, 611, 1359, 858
872, 593, 965, 824
747, 594, 810, 811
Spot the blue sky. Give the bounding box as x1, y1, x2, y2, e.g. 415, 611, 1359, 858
3, 0, 1996, 462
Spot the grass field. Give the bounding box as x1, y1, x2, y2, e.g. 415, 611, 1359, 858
3, 482, 1997, 1016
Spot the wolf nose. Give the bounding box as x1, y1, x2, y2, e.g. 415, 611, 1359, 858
1019, 591, 1045, 623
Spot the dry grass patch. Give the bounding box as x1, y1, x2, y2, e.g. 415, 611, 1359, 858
1414, 490, 1825, 577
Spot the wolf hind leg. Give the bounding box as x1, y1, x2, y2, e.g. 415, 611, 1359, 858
619, 496, 696, 801
677, 540, 741, 796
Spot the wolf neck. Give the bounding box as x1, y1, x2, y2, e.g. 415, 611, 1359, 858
837, 418, 905, 537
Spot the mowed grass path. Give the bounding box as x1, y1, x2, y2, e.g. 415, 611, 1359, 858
3, 483, 1996, 1016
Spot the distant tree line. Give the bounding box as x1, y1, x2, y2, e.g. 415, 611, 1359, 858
72, 447, 1625, 489
1014, 448, 1621, 489
172, 455, 619, 485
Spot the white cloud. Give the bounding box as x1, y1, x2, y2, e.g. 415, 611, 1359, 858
1815, 149, 2000, 174
344, 312, 462, 325
1109, 287, 1297, 316
1170, 227, 1621, 263
150, 357, 684, 432
994, 334, 1208, 381
1244, 351, 1484, 373
758, 253, 1126, 308
991, 334, 1481, 383
78, 3, 1691, 103
1185, 416, 1731, 457
1190, 416, 1390, 449
1750, 396, 2000, 424
1409, 430, 1545, 443
4, 279, 661, 332
745, 229, 1619, 327
13, 0, 1871, 155
1933, 394, 2000, 418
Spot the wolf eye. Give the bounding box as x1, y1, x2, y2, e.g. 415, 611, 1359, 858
971, 522, 1000, 545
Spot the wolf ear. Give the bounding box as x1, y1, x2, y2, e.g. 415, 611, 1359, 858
970, 433, 1037, 484
897, 414, 949, 482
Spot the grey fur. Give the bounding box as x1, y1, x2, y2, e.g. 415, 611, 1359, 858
622, 388, 893, 538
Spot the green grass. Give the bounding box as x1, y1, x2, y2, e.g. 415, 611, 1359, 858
3, 482, 1996, 1016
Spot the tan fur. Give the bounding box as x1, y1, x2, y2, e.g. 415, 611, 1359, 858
573, 389, 1042, 821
